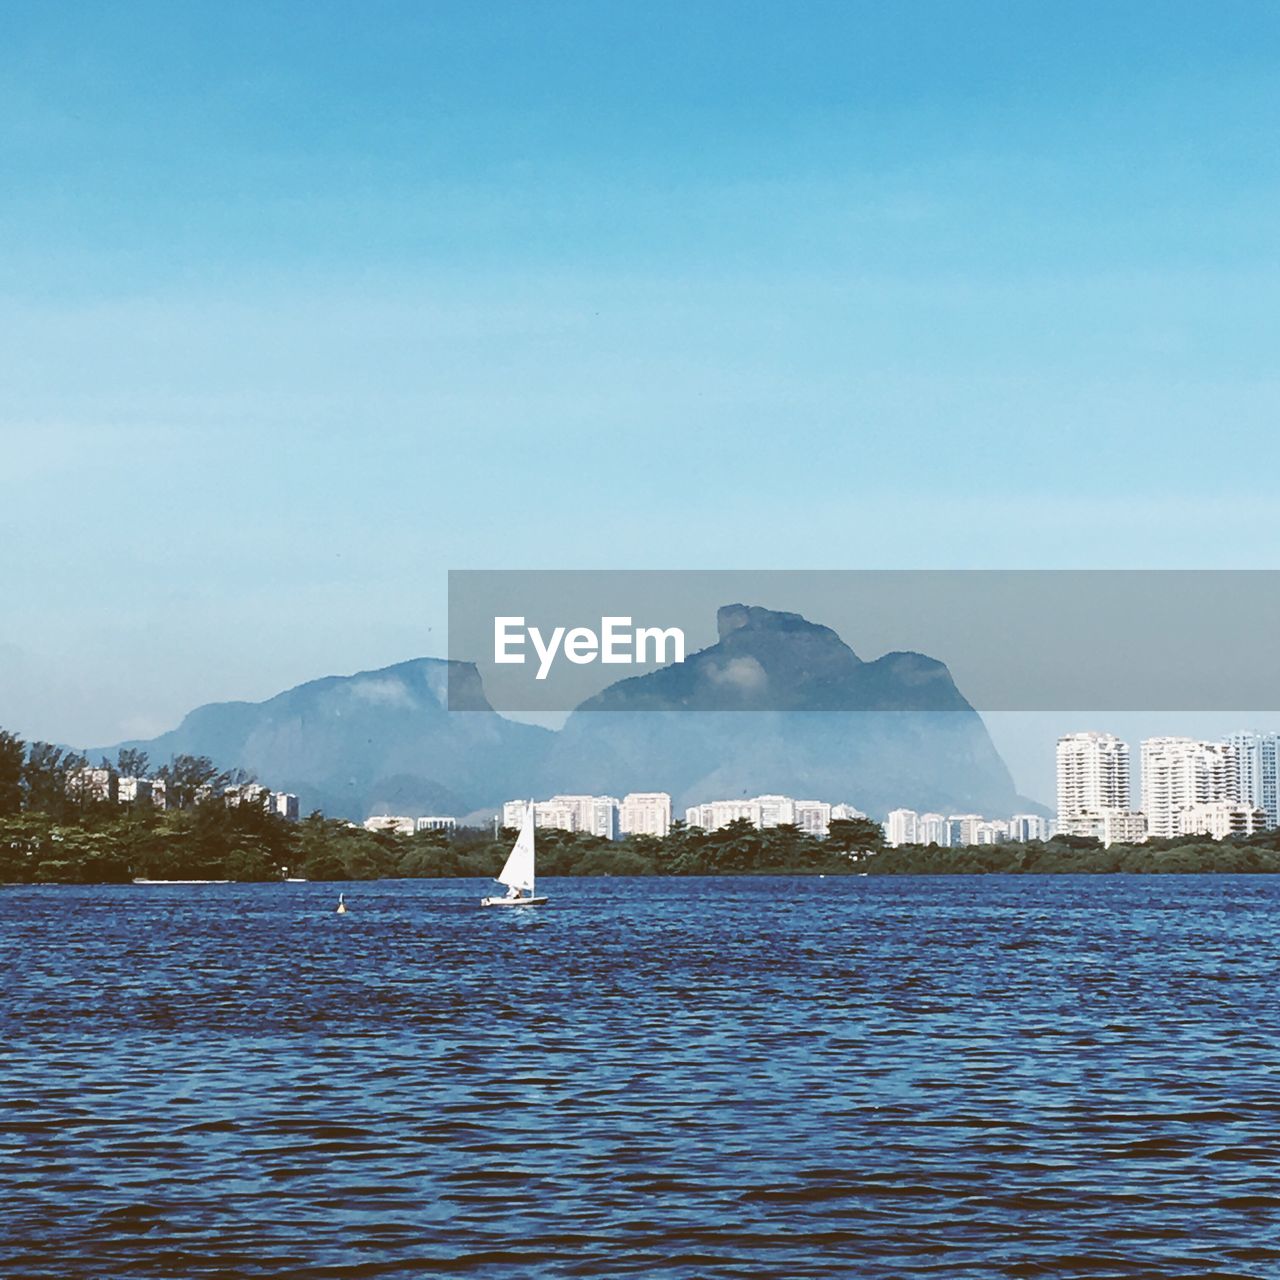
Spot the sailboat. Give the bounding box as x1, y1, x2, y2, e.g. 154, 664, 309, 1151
481, 802, 548, 907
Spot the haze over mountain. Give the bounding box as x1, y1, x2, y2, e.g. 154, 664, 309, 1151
538, 605, 1032, 816
98, 659, 551, 823
97, 605, 1037, 822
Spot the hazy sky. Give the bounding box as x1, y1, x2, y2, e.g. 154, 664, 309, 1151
3, 2, 1279, 799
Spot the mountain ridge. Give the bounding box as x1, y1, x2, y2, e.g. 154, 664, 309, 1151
93, 605, 1042, 821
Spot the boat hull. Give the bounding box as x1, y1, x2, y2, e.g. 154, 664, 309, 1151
481, 895, 548, 907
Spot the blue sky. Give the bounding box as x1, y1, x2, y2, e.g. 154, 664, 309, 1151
3, 1, 1280, 789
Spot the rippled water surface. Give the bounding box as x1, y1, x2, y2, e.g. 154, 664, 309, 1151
3, 875, 1280, 1279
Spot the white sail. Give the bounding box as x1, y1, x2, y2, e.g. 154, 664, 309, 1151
496, 802, 536, 893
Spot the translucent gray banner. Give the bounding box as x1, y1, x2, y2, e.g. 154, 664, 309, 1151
447, 570, 1280, 714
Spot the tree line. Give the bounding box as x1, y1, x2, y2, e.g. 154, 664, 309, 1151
6, 726, 1280, 882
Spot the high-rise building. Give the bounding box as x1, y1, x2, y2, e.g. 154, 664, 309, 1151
946, 814, 984, 847
547, 795, 619, 839
618, 792, 671, 838
1141, 737, 1239, 839
1226, 732, 1280, 829
885, 808, 918, 847
916, 813, 946, 846
1057, 732, 1130, 822
502, 796, 618, 835
685, 799, 760, 831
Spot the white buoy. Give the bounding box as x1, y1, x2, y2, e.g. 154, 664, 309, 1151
336, 892, 347, 914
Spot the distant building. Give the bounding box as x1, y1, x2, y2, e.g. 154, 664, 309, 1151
1226, 732, 1280, 830
1141, 738, 1239, 839
974, 820, 1009, 845
916, 812, 946, 846
686, 795, 866, 836
67, 768, 114, 803
1177, 802, 1266, 841
1008, 814, 1050, 842
1057, 732, 1130, 831
271, 792, 300, 821
685, 799, 759, 831
224, 783, 269, 808
117, 776, 152, 805
502, 799, 530, 829
501, 797, 615, 834
618, 792, 671, 838
793, 800, 832, 838
416, 816, 457, 833
551, 795, 619, 839
754, 795, 796, 828
363, 814, 416, 836
1101, 810, 1148, 847
885, 808, 918, 847
946, 814, 984, 847
149, 778, 167, 810
830, 803, 867, 822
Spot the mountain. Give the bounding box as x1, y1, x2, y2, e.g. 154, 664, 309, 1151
96, 605, 1037, 822
96, 659, 551, 822
537, 604, 1031, 817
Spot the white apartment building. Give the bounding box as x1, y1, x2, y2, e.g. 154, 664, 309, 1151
1141, 737, 1239, 839
685, 799, 760, 831
117, 776, 152, 805
946, 814, 985, 847
416, 816, 457, 833
363, 814, 416, 835
271, 792, 300, 821
1057, 732, 1131, 825
1102, 810, 1147, 847
755, 795, 796, 827
974, 820, 1010, 845
550, 795, 620, 839
885, 808, 918, 847
1008, 814, 1050, 842
793, 800, 832, 838
831, 803, 867, 822
67, 767, 114, 803
916, 812, 946, 846
1226, 732, 1280, 830
502, 796, 618, 836
224, 783, 268, 808
684, 794, 858, 834
502, 799, 530, 829
1177, 802, 1266, 841
618, 792, 671, 838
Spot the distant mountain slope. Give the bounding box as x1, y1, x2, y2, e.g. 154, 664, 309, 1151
97, 605, 1038, 822
537, 604, 1031, 816
97, 659, 551, 821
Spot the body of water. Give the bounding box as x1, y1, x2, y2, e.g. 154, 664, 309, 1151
2, 875, 1279, 1278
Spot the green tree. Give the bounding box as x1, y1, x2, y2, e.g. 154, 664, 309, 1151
156, 754, 227, 810
0, 730, 24, 816
116, 747, 150, 778
827, 817, 884, 857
